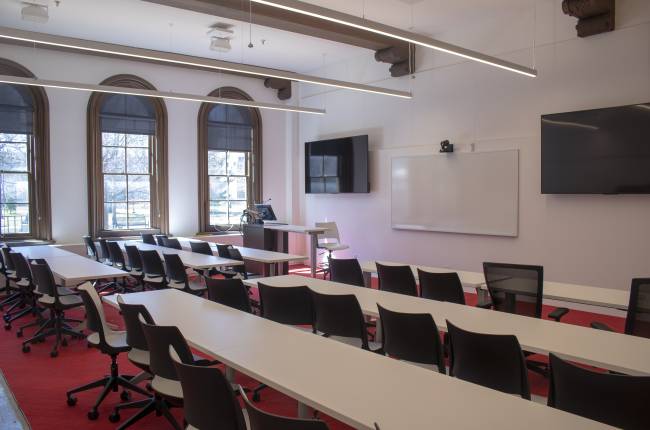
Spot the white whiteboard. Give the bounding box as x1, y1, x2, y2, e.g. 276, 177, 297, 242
391, 150, 519, 237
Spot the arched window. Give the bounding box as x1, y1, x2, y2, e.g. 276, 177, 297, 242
87, 75, 168, 237
198, 88, 261, 232
0, 59, 51, 240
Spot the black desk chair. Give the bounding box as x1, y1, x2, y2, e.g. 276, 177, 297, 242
141, 233, 156, 245
189, 240, 214, 256
418, 270, 465, 304
215, 244, 248, 279
154, 234, 168, 246
0, 248, 21, 312
164, 253, 206, 295
312, 290, 379, 351
98, 238, 112, 266
253, 283, 314, 401
378, 304, 445, 373
447, 320, 530, 399
3, 252, 35, 330
83, 235, 101, 262
22, 262, 84, 357
548, 353, 650, 430
242, 387, 329, 430
205, 277, 253, 313
162, 237, 182, 250
591, 278, 650, 338
123, 245, 145, 289
329, 258, 366, 287
376, 263, 418, 296
66, 283, 150, 420
139, 249, 167, 290
107, 242, 139, 293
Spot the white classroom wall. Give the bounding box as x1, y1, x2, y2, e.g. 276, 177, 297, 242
294, 0, 650, 291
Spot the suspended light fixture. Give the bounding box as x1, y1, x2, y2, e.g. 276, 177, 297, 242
250, 0, 537, 78
0, 74, 326, 115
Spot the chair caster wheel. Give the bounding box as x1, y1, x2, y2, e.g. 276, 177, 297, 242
108, 411, 120, 423
62, 338, 68, 347
120, 390, 131, 401
252, 392, 261, 402
88, 409, 99, 420
22, 344, 30, 353
67, 396, 77, 407
16, 330, 23, 338
50, 349, 58, 358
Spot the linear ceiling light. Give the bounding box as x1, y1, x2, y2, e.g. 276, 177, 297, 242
251, 0, 537, 78
0, 26, 411, 99
0, 74, 325, 115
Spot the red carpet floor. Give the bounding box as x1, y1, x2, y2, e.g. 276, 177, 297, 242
0, 266, 625, 429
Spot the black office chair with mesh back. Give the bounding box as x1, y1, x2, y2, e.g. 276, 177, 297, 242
161, 237, 182, 250
418, 270, 466, 304
163, 253, 206, 295
329, 258, 366, 287
139, 249, 167, 290
141, 233, 156, 245
378, 304, 445, 373
591, 278, 650, 338
447, 320, 530, 399
548, 353, 650, 429
154, 235, 167, 246
205, 277, 253, 313
376, 263, 418, 296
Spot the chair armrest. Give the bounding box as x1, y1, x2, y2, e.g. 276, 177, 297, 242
590, 321, 615, 331
548, 307, 569, 322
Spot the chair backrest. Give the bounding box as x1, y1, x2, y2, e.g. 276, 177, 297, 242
418, 270, 466, 305
141, 233, 156, 245
447, 320, 530, 399
98, 238, 111, 264
162, 237, 182, 250
0, 245, 5, 271
312, 291, 368, 349
240, 387, 329, 430
315, 221, 339, 244
258, 283, 314, 327
117, 297, 155, 351
77, 282, 111, 345
154, 234, 168, 246
329, 258, 365, 287
548, 353, 650, 430
227, 247, 244, 261
125, 245, 143, 271
10, 252, 32, 283
82, 235, 99, 261
216, 244, 233, 258
163, 253, 187, 284
625, 278, 650, 338
107, 241, 126, 269
189, 241, 213, 256
205, 278, 252, 313
376, 263, 418, 297
139, 249, 165, 278
30, 261, 57, 297
141, 322, 194, 381
173, 359, 246, 430
378, 304, 445, 373
483, 262, 543, 318
1, 247, 14, 272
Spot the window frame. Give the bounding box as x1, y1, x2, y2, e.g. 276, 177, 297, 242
197, 87, 262, 233
0, 58, 51, 241
87, 74, 168, 238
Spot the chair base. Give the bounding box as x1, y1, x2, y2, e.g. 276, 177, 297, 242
22, 309, 84, 357
112, 394, 181, 430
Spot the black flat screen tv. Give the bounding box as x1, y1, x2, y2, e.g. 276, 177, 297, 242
541, 103, 650, 194
305, 135, 369, 194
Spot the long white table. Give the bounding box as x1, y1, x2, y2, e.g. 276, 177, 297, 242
262, 224, 327, 277
360, 260, 630, 311
103, 289, 608, 430
244, 275, 650, 376
115, 241, 243, 270
13, 246, 129, 286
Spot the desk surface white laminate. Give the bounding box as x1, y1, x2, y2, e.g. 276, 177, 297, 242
245, 275, 650, 376
12, 245, 76, 259
116, 241, 243, 270
360, 261, 630, 310
177, 237, 306, 264
103, 289, 609, 430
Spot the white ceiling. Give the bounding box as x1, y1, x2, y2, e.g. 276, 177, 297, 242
0, 0, 537, 74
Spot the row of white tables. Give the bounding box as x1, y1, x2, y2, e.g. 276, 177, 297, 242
104, 289, 610, 430
244, 275, 650, 376
360, 261, 631, 311
114, 241, 243, 270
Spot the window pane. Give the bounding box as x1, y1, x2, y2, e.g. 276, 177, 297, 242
127, 134, 149, 147
209, 176, 228, 200
208, 151, 227, 175
102, 147, 125, 173
104, 175, 127, 202
228, 176, 247, 201
104, 202, 128, 230
126, 147, 149, 174
0, 142, 28, 172
128, 175, 150, 201
101, 132, 126, 147
1, 203, 29, 234
209, 201, 228, 226
0, 173, 29, 203
228, 201, 246, 225
128, 202, 150, 229
0, 133, 28, 143
227, 152, 246, 176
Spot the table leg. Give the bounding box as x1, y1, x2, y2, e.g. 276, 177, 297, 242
297, 401, 314, 419
363, 271, 371, 288
269, 263, 276, 277
309, 233, 318, 277
374, 317, 382, 343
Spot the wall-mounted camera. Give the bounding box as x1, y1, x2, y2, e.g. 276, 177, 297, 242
440, 140, 454, 153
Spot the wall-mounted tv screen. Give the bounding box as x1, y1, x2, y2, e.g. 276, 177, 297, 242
541, 103, 650, 194
305, 135, 369, 194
